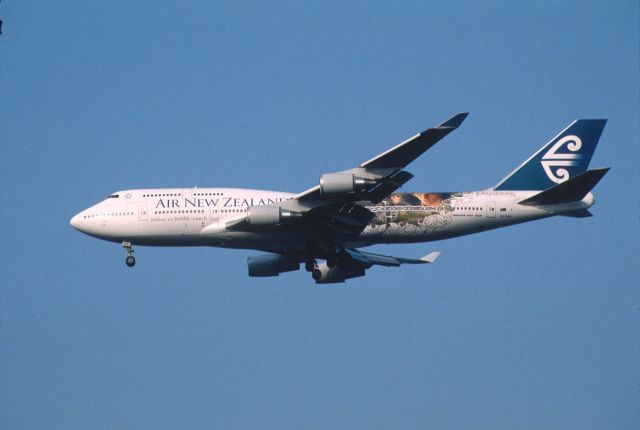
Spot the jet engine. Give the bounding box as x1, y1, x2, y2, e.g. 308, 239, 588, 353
247, 254, 300, 277
246, 205, 300, 226
311, 263, 365, 284
319, 173, 376, 195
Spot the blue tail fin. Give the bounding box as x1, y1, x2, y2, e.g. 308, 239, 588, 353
493, 119, 607, 191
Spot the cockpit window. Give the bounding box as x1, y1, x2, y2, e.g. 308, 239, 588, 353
107, 194, 120, 199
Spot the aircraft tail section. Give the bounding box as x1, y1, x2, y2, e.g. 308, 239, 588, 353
494, 119, 607, 191
518, 167, 609, 206
558, 209, 593, 218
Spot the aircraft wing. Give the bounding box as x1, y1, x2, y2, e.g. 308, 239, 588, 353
312, 248, 441, 283
212, 113, 467, 239
348, 249, 441, 266
208, 115, 464, 283
291, 112, 469, 204
272, 112, 468, 237
244, 247, 442, 283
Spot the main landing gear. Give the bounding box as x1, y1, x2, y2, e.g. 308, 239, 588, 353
303, 243, 342, 281
305, 257, 322, 281
305, 257, 317, 272
326, 250, 338, 268
122, 241, 136, 267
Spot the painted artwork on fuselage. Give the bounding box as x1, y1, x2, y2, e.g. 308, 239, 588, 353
364, 192, 461, 237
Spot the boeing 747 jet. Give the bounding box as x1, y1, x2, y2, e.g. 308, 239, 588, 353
70, 113, 609, 283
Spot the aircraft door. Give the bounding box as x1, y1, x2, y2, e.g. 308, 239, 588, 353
487, 201, 496, 218
209, 206, 219, 227
138, 206, 148, 222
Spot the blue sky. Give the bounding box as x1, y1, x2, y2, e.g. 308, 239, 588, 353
1, 1, 638, 429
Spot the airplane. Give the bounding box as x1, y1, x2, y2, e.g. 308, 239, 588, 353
70, 113, 609, 283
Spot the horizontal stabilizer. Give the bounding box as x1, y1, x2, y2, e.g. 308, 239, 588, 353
519, 168, 609, 206
558, 209, 593, 218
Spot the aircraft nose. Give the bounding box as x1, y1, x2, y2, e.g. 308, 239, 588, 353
70, 213, 83, 230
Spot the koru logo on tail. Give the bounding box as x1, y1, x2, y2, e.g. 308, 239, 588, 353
541, 135, 583, 183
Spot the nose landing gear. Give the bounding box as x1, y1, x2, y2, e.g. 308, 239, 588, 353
122, 241, 136, 267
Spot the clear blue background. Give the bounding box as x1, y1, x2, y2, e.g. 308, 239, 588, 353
1, 1, 638, 429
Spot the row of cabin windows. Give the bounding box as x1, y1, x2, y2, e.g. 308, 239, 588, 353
152, 209, 246, 215
154, 210, 206, 215
82, 208, 249, 218
142, 192, 225, 198
83, 212, 133, 219
154, 209, 246, 213
456, 207, 481, 211
454, 206, 507, 211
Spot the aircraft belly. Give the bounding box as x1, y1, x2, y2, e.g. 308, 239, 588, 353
360, 216, 467, 243
200, 229, 309, 252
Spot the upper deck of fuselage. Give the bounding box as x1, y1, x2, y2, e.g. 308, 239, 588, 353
101, 188, 295, 206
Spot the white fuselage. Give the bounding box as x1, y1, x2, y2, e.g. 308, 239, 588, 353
70, 187, 594, 252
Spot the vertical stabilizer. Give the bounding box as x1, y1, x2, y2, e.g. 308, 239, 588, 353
494, 119, 606, 191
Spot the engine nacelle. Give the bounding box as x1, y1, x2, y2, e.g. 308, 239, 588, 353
319, 173, 376, 195
246, 205, 299, 226
312, 263, 365, 284
247, 254, 300, 277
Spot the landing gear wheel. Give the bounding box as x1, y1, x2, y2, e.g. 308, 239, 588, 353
326, 252, 337, 268
305, 259, 317, 272
312, 268, 321, 281
122, 241, 135, 268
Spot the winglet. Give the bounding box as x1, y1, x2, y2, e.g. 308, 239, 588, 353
438, 112, 469, 129
420, 251, 441, 263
